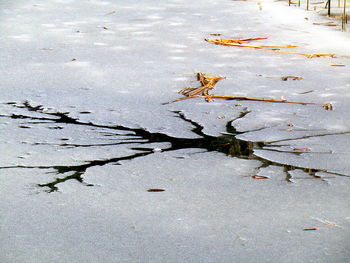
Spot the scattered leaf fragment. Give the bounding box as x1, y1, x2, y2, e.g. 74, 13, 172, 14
293, 148, 311, 152
210, 33, 222, 36
102, 26, 108, 30
71, 58, 77, 61
323, 102, 333, 110
303, 228, 317, 231
252, 175, 269, 179
281, 76, 303, 81
217, 115, 225, 119
147, 189, 165, 192
330, 64, 346, 67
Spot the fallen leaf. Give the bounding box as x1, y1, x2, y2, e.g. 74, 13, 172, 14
330, 64, 346, 67
303, 228, 317, 231
71, 58, 77, 61
147, 189, 165, 192
281, 76, 303, 81
323, 102, 333, 110
252, 175, 269, 179
293, 148, 311, 152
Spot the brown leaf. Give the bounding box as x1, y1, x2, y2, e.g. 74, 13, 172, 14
252, 176, 269, 179
281, 76, 303, 81
303, 228, 317, 231
147, 189, 165, 192
323, 102, 333, 110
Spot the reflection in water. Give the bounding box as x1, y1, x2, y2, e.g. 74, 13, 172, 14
0, 101, 348, 192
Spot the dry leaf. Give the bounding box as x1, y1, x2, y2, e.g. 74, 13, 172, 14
323, 102, 333, 110
147, 189, 165, 192
252, 175, 269, 179
281, 76, 303, 81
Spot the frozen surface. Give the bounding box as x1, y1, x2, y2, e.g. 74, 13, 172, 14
0, 0, 350, 262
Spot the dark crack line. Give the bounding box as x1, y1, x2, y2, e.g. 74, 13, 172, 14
1, 101, 349, 192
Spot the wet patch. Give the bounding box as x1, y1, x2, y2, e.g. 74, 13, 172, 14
0, 101, 349, 192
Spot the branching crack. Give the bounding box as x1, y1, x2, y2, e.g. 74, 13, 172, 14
0, 101, 348, 192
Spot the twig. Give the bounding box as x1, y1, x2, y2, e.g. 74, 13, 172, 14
163, 72, 332, 110
205, 37, 344, 58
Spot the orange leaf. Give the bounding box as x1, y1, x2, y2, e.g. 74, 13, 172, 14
252, 176, 269, 179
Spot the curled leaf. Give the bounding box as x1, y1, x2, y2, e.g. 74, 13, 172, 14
147, 189, 165, 192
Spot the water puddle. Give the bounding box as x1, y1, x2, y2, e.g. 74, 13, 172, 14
1, 101, 349, 192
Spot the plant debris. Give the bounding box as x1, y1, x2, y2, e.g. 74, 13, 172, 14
147, 189, 165, 192
323, 102, 333, 110
330, 64, 346, 67
281, 76, 303, 81
293, 148, 311, 152
205, 37, 343, 58
164, 72, 332, 110
252, 175, 269, 179
303, 228, 317, 231
205, 37, 297, 49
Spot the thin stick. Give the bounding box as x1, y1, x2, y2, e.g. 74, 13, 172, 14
199, 95, 320, 105
205, 38, 337, 58
342, 0, 347, 31
163, 73, 332, 109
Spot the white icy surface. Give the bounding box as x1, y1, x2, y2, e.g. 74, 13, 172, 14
0, 0, 350, 262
